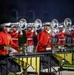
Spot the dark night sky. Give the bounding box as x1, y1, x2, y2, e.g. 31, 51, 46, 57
0, 0, 74, 23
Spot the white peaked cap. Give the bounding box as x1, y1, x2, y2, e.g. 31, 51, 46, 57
58, 25, 63, 28
43, 22, 51, 26
0, 22, 11, 27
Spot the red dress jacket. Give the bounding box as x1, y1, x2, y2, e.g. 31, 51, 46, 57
58, 31, 65, 45
0, 31, 12, 54
10, 30, 23, 50
71, 30, 74, 38
26, 30, 37, 46
36, 30, 52, 52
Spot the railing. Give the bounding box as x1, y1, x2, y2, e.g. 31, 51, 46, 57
0, 50, 73, 75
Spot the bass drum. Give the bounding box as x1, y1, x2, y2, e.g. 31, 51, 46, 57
0, 55, 21, 75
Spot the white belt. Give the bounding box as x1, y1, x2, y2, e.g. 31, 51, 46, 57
27, 38, 33, 40
59, 39, 65, 40
46, 48, 51, 51
12, 38, 18, 40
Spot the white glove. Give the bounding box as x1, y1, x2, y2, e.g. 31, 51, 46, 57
16, 30, 18, 33
20, 31, 23, 35
31, 30, 34, 32
63, 29, 65, 33
48, 30, 51, 33
58, 46, 61, 49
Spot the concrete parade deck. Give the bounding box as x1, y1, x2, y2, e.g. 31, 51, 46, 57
27, 66, 74, 75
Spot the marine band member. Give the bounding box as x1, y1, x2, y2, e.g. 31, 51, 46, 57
36, 22, 54, 52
